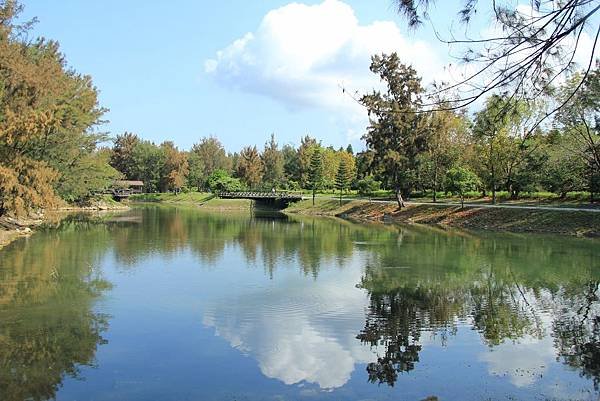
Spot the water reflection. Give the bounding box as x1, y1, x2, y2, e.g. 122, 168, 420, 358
202, 265, 373, 388
0, 206, 598, 400
0, 218, 112, 401
357, 229, 599, 390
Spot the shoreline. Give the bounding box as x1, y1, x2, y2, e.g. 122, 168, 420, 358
284, 198, 600, 238
0, 200, 129, 251
3, 195, 598, 252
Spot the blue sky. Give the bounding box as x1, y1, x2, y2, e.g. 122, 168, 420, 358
22, 0, 456, 151
21, 1, 496, 152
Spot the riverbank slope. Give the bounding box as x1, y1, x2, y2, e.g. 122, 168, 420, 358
285, 198, 600, 237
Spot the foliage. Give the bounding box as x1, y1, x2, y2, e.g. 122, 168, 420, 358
357, 176, 381, 198
187, 137, 231, 190
282, 143, 301, 185
471, 95, 533, 202
555, 70, 600, 189
418, 108, 469, 202
360, 53, 428, 208
0, 2, 110, 215
261, 134, 284, 189
160, 141, 188, 192
335, 153, 353, 203
393, 0, 600, 127
110, 132, 139, 180
298, 135, 319, 187
445, 167, 481, 207
56, 149, 121, 202
542, 133, 588, 197
308, 147, 324, 204
207, 169, 243, 192
236, 145, 263, 189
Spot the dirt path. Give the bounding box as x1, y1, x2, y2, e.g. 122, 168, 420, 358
316, 197, 600, 213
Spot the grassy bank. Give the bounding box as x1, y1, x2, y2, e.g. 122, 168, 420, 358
285, 198, 600, 237
129, 192, 253, 210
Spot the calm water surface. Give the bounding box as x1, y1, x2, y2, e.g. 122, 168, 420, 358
1, 205, 599, 401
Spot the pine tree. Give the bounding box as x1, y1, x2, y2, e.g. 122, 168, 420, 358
335, 157, 351, 205
261, 133, 284, 189
236, 146, 263, 189
308, 148, 323, 205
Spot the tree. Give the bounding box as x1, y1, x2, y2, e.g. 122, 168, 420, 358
445, 167, 481, 208
555, 69, 600, 201
188, 137, 231, 190
472, 95, 532, 203
419, 108, 469, 202
282, 144, 301, 188
130, 140, 165, 193
361, 53, 428, 209
393, 0, 600, 127
335, 156, 352, 205
236, 146, 263, 189
298, 135, 318, 187
110, 132, 140, 179
261, 133, 284, 189
321, 146, 339, 189
0, 2, 110, 215
207, 169, 243, 192
542, 132, 587, 197
308, 148, 324, 205
160, 141, 188, 193
357, 176, 381, 201
56, 149, 121, 202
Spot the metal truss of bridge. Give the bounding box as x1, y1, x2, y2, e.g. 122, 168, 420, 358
217, 191, 304, 207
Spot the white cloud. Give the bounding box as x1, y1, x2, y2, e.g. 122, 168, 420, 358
204, 0, 444, 143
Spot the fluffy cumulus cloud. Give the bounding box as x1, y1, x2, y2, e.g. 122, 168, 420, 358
204, 0, 444, 142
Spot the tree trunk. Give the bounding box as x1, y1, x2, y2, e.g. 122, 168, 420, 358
312, 188, 315, 205
432, 171, 437, 203
339, 189, 342, 205
461, 194, 464, 209
396, 188, 405, 209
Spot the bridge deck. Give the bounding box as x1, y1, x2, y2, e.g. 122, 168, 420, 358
218, 191, 303, 201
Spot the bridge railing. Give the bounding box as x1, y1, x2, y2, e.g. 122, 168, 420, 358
218, 191, 304, 200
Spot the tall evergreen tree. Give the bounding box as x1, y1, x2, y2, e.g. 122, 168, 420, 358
236, 146, 263, 189
110, 132, 140, 179
282, 144, 301, 187
160, 141, 189, 193
335, 156, 352, 205
261, 134, 284, 189
298, 135, 318, 187
308, 148, 324, 205
360, 53, 428, 208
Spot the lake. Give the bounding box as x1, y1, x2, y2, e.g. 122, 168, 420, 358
1, 205, 599, 401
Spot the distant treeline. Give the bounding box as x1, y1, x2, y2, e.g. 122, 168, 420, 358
1, 1, 598, 217
109, 53, 600, 208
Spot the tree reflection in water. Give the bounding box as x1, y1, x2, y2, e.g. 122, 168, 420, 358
356, 227, 600, 388
104, 207, 600, 392
553, 281, 600, 389
0, 206, 599, 399
0, 218, 112, 401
